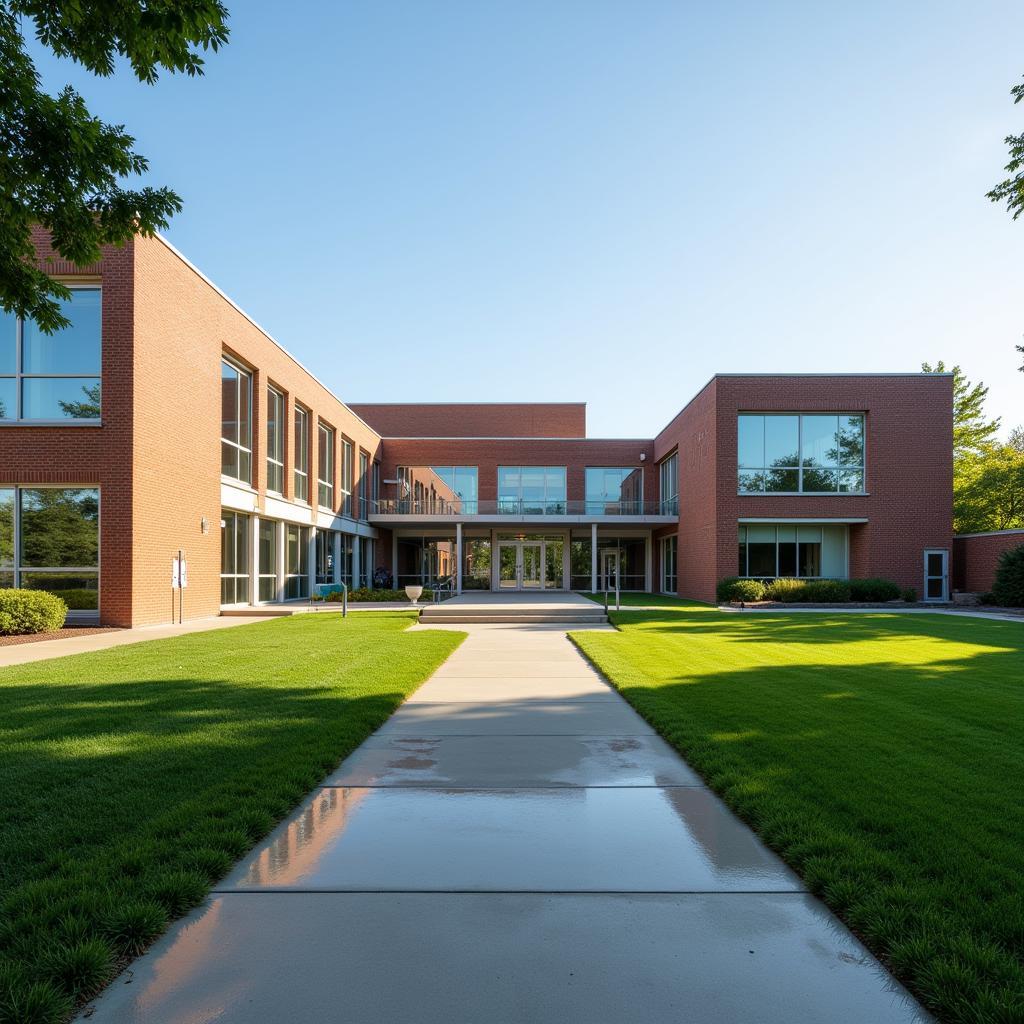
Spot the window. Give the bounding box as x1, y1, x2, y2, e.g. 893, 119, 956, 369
359, 451, 370, 519
221, 359, 252, 484
0, 487, 99, 610
497, 467, 566, 514
266, 387, 284, 493
1, 288, 102, 422
315, 530, 335, 585
293, 405, 309, 501
585, 467, 643, 514
341, 440, 354, 516
258, 519, 277, 602
220, 510, 250, 604
284, 524, 309, 599
661, 535, 677, 594
318, 422, 335, 509
737, 524, 848, 578
659, 453, 678, 515
397, 466, 478, 513
372, 461, 380, 514
738, 414, 865, 493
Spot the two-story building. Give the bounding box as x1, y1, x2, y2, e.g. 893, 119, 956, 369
0, 231, 954, 626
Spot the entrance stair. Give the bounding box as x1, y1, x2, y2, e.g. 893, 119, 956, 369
418, 592, 608, 625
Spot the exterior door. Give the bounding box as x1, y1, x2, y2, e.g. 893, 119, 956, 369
521, 542, 543, 589
498, 543, 519, 589
602, 550, 620, 591
923, 549, 949, 602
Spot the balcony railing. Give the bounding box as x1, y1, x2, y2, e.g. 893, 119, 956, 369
371, 498, 677, 517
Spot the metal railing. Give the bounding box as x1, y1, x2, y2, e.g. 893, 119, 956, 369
371, 498, 676, 517
432, 577, 456, 603
604, 574, 621, 613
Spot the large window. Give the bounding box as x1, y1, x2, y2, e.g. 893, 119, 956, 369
294, 405, 310, 502
497, 467, 566, 514
738, 524, 848, 578
258, 519, 277, 602
659, 453, 679, 515
266, 387, 284, 494
315, 529, 335, 585
738, 414, 865, 494
358, 451, 370, 519
221, 510, 250, 604
397, 466, 478, 514
221, 359, 252, 484
661, 535, 677, 594
585, 467, 643, 514
318, 422, 335, 509
285, 524, 309, 599
341, 440, 354, 516
1, 287, 102, 422
0, 487, 99, 610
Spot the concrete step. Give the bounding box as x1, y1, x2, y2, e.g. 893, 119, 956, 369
418, 613, 609, 624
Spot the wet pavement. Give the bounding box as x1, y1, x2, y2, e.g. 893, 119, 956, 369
78, 621, 932, 1023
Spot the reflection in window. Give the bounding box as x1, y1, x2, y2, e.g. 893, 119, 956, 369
659, 454, 679, 514
341, 440, 353, 516
397, 467, 478, 514
221, 510, 249, 604
585, 467, 643, 514
318, 422, 335, 509
661, 535, 677, 594
738, 414, 864, 493
258, 519, 277, 602
738, 524, 847, 578
221, 360, 252, 484
497, 467, 566, 513
285, 524, 309, 599
294, 406, 310, 502
1, 288, 102, 421
267, 387, 284, 493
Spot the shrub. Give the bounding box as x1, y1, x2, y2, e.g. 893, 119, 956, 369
717, 577, 766, 602
848, 578, 900, 602
0, 589, 67, 636
801, 579, 852, 602
763, 578, 807, 602
325, 587, 435, 603
900, 587, 918, 603
992, 543, 1024, 607
978, 591, 996, 606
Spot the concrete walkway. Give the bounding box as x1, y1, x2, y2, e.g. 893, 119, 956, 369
78, 622, 930, 1024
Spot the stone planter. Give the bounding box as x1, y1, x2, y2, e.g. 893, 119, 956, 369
404, 585, 424, 605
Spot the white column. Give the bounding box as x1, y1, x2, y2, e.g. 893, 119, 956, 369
276, 521, 286, 602
645, 533, 652, 593
456, 522, 463, 594
590, 522, 598, 592
352, 532, 361, 589
307, 527, 317, 598
332, 531, 342, 585
250, 514, 260, 605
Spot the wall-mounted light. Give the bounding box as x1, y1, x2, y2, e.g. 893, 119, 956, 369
639, 453, 646, 462
201, 517, 209, 535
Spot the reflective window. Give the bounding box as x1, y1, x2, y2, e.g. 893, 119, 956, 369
359, 451, 370, 519
221, 359, 252, 484
220, 510, 249, 604
316, 530, 335, 585
267, 387, 284, 493
497, 467, 566, 513
585, 467, 643, 514
397, 467, 477, 514
258, 519, 277, 602
659, 453, 679, 514
285, 524, 309, 599
293, 406, 310, 501
341, 440, 353, 516
1, 288, 102, 421
738, 414, 865, 493
738, 524, 846, 578
318, 422, 335, 509
661, 534, 677, 594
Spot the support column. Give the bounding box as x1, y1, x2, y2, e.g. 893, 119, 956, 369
332, 531, 342, 585
591, 522, 598, 592
456, 522, 463, 594
392, 533, 398, 588
352, 532, 361, 590
250, 514, 260, 605
307, 527, 317, 599
645, 533, 653, 593
277, 521, 286, 601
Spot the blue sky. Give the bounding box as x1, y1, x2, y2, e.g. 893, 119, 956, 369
27, 1, 1024, 437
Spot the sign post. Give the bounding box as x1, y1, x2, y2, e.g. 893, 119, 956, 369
172, 550, 188, 623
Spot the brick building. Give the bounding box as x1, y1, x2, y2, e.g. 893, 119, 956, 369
0, 233, 955, 625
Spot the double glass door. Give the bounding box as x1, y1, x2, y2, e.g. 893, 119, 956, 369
498, 541, 543, 590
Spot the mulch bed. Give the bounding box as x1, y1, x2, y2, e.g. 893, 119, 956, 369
0, 626, 121, 648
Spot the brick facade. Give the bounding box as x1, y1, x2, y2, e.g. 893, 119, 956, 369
953, 531, 1024, 593
350, 403, 586, 439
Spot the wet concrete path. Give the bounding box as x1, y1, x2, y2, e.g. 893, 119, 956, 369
79, 621, 931, 1023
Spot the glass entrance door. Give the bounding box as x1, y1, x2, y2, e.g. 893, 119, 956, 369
601, 550, 619, 591
496, 540, 549, 590
498, 543, 519, 589
521, 542, 543, 589
923, 549, 949, 602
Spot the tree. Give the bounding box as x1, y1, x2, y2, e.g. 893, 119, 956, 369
954, 440, 1024, 533
988, 76, 1024, 220
0, 2, 229, 333
921, 361, 1000, 463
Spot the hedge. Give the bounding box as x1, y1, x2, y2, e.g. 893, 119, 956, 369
716, 577, 766, 602
992, 544, 1024, 607
848, 577, 901, 602
719, 577, 904, 604
0, 589, 67, 636
319, 587, 436, 603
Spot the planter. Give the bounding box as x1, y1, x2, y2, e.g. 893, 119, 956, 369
404, 585, 424, 605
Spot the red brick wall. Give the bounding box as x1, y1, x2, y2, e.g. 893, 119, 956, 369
0, 230, 136, 625
953, 531, 1024, 593
351, 403, 587, 439
377, 437, 656, 506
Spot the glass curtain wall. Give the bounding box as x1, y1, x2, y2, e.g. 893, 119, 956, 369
293, 406, 310, 502
595, 536, 646, 591
659, 454, 679, 515
585, 468, 643, 514
397, 467, 477, 514
570, 535, 592, 591
661, 535, 678, 594
317, 423, 335, 509
284, 524, 309, 599
315, 530, 335, 585
395, 536, 457, 587
497, 467, 566, 514
221, 360, 252, 483
221, 510, 250, 604
266, 387, 284, 493
258, 519, 277, 602
462, 537, 491, 589
738, 524, 848, 578
1, 287, 102, 422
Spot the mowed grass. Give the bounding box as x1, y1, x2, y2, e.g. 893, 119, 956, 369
581, 591, 710, 608
571, 608, 1024, 1024
0, 613, 462, 1023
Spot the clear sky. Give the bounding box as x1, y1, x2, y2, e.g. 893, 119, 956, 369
27, 1, 1024, 438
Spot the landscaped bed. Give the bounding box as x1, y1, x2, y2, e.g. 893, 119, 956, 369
0, 613, 463, 1023
571, 605, 1024, 1024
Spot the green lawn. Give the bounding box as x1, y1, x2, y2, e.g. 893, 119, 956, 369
571, 607, 1024, 1024
581, 591, 710, 608
0, 613, 462, 1023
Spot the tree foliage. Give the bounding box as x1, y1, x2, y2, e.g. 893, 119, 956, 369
988, 76, 1024, 221
921, 361, 1000, 463
0, 1, 229, 333
954, 436, 1024, 533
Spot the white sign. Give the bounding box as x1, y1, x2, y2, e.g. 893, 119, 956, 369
172, 557, 189, 589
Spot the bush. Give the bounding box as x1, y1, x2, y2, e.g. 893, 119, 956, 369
978, 591, 996, 606
900, 587, 918, 603
763, 578, 807, 602
717, 577, 766, 602
992, 544, 1024, 607
325, 587, 435, 603
801, 579, 852, 602
848, 578, 900, 602
0, 589, 67, 635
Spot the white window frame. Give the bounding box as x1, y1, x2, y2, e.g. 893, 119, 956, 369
266, 386, 285, 495
221, 357, 252, 485
293, 404, 310, 503
341, 439, 354, 517
318, 421, 335, 510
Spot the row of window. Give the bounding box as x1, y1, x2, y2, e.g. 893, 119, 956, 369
1, 288, 102, 422
221, 510, 374, 604
221, 358, 376, 517
738, 524, 848, 579
0, 487, 100, 609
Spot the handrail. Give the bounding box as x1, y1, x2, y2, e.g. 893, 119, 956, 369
370, 498, 675, 518
432, 577, 455, 603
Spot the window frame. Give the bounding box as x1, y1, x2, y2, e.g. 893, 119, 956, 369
266, 385, 285, 495
1, 285, 103, 424
220, 509, 250, 605
341, 439, 354, 517
496, 466, 567, 514
737, 413, 866, 495
658, 452, 679, 515
584, 466, 644, 514
358, 451, 370, 520
660, 534, 677, 594
220, 357, 253, 485
293, 404, 310, 503
317, 421, 336, 510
